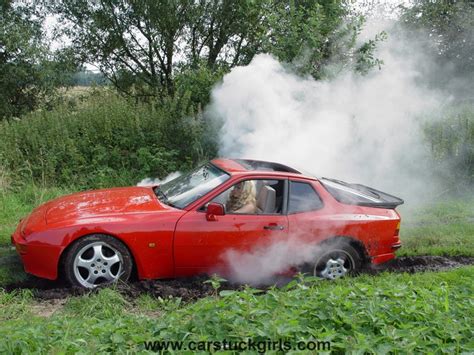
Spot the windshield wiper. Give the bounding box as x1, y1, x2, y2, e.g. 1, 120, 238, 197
153, 186, 178, 208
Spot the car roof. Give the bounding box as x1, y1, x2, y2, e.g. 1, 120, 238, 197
211, 158, 315, 180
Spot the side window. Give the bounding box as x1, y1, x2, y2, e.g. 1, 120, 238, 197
289, 181, 323, 214
210, 179, 285, 215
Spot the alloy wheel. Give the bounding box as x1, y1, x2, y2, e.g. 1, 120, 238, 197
73, 241, 123, 288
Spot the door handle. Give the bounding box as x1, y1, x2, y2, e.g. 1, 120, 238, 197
264, 225, 285, 231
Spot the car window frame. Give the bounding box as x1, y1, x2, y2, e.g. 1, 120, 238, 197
287, 179, 324, 215
197, 177, 288, 216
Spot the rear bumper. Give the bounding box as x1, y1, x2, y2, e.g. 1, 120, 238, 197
370, 240, 402, 264
11, 226, 61, 280
371, 252, 396, 265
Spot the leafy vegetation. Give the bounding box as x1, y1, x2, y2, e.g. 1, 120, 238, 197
0, 91, 212, 188
0, 0, 472, 190
71, 70, 108, 86
401, 0, 474, 79
0, 1, 77, 119
48, 0, 379, 100
424, 105, 474, 185
0, 267, 472, 353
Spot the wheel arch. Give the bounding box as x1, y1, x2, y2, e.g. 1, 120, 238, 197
58, 232, 138, 281
319, 235, 370, 265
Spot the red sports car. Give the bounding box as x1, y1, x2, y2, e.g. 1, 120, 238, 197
12, 159, 403, 288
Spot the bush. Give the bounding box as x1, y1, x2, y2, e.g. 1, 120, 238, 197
424, 104, 474, 187
0, 90, 216, 189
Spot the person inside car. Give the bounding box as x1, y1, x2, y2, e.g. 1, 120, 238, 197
225, 180, 257, 214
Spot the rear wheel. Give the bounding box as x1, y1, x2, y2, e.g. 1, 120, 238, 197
307, 241, 362, 280
64, 234, 132, 288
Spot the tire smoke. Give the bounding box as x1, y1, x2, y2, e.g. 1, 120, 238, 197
208, 23, 449, 205
206, 21, 459, 284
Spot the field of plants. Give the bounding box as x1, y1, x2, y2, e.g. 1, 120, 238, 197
0, 185, 473, 353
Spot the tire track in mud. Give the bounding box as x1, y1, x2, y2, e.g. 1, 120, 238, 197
372, 255, 474, 274
2, 255, 473, 302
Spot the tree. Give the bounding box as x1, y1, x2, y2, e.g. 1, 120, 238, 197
400, 0, 474, 82
0, 1, 77, 119
49, 0, 268, 99
262, 0, 359, 78
49, 0, 376, 102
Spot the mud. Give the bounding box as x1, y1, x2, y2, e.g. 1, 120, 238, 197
3, 275, 243, 302
2, 255, 473, 302
372, 255, 474, 274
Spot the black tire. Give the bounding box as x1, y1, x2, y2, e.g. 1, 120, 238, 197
302, 239, 362, 279
63, 234, 133, 288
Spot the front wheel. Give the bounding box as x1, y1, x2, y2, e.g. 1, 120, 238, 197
64, 234, 133, 288
307, 241, 362, 280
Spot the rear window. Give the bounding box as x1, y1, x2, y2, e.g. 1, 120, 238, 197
320, 178, 382, 205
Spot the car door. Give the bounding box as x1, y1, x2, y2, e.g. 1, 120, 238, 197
173, 178, 289, 276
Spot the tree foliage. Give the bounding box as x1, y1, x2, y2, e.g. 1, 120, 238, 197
49, 0, 266, 99
0, 1, 77, 119
49, 0, 378, 102
400, 0, 474, 79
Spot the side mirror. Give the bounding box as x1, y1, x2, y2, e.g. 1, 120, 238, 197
206, 202, 225, 221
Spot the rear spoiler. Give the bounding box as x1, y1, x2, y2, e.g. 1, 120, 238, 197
320, 178, 404, 209
349, 183, 404, 209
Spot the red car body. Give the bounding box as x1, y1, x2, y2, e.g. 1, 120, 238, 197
12, 158, 402, 282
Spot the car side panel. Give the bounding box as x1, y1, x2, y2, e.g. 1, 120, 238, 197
12, 211, 184, 280
287, 180, 401, 263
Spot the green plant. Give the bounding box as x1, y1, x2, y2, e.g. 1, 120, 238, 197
204, 274, 228, 297
0, 91, 217, 189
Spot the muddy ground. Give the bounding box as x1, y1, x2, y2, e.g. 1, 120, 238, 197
2, 255, 473, 302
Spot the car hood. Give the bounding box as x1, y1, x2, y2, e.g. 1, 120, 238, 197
45, 186, 165, 224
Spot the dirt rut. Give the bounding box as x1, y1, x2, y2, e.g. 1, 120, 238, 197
2, 255, 473, 301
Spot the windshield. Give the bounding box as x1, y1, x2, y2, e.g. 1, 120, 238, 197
156, 163, 229, 209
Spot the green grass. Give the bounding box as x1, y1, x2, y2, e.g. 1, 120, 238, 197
399, 198, 474, 256
0, 268, 472, 353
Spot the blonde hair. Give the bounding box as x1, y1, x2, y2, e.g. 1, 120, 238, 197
226, 180, 257, 212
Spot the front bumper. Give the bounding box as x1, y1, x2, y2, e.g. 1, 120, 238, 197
11, 224, 61, 280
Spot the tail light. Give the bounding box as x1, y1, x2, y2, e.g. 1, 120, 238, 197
394, 221, 400, 236
391, 221, 402, 250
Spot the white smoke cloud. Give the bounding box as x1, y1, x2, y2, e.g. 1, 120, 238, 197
137, 171, 181, 187
204, 20, 454, 284
208, 23, 445, 204
223, 238, 323, 285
